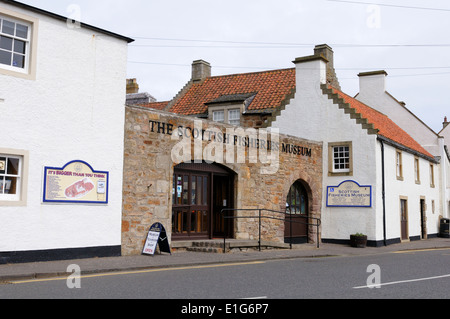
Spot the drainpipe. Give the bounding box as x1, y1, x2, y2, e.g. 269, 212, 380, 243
380, 139, 387, 246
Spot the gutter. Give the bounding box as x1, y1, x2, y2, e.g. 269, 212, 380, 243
377, 135, 439, 165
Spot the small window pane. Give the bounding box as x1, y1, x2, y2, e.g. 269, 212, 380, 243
15, 24, 28, 39
203, 177, 207, 205
0, 50, 11, 66
0, 157, 5, 174
12, 53, 24, 68
13, 40, 25, 54
7, 158, 19, 175
0, 36, 12, 51
228, 109, 240, 125
2, 20, 15, 36
4, 178, 17, 194
191, 177, 196, 205
213, 111, 224, 123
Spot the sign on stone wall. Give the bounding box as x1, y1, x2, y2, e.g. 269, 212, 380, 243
326, 180, 372, 207
43, 160, 109, 204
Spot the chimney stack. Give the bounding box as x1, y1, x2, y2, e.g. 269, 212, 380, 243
314, 44, 341, 90
444, 116, 449, 129
126, 78, 139, 94
192, 60, 211, 82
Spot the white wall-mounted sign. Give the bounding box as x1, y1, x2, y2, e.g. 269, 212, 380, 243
327, 180, 372, 208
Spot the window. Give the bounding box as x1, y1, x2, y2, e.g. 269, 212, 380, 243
213, 110, 224, 123
414, 157, 420, 184
0, 15, 30, 71
328, 142, 352, 176
0, 8, 37, 79
286, 182, 308, 215
228, 109, 241, 125
396, 151, 403, 180
430, 164, 435, 188
0, 149, 28, 206
0, 155, 21, 201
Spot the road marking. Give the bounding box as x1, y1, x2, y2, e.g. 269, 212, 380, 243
9, 261, 266, 285
353, 273, 450, 289
391, 248, 450, 254
241, 296, 268, 299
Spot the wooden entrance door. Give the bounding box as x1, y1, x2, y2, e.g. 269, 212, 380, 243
172, 162, 234, 240
213, 174, 233, 238
285, 181, 309, 244
172, 172, 209, 239
400, 199, 409, 241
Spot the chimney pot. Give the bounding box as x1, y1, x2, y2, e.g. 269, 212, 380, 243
444, 116, 449, 129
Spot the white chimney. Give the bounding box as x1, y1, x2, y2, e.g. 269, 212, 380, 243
358, 70, 388, 98
293, 54, 328, 90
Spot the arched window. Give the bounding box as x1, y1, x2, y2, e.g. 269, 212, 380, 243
286, 182, 308, 215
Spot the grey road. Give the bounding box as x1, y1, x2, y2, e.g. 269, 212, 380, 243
1, 248, 450, 302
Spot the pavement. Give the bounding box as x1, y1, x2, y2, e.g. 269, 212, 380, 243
1, 237, 450, 283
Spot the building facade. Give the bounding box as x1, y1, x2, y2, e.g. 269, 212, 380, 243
0, 1, 132, 263
136, 44, 447, 250
121, 106, 323, 255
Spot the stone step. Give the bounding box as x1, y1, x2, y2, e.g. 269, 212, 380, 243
172, 239, 294, 253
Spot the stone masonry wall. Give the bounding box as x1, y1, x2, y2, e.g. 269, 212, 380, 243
122, 106, 323, 256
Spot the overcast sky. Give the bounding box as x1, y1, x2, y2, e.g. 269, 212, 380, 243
18, 0, 450, 133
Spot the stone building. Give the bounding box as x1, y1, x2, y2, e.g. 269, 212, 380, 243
121, 106, 323, 255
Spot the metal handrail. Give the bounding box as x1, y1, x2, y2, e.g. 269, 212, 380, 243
220, 208, 321, 253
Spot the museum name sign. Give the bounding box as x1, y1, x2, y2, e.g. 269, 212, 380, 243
149, 119, 313, 158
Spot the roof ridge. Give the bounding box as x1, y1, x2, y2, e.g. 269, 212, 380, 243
323, 85, 434, 160
207, 67, 295, 80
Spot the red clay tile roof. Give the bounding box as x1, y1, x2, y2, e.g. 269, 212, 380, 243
331, 86, 434, 159
168, 68, 296, 115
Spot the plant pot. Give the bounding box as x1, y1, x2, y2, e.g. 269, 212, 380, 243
350, 235, 367, 248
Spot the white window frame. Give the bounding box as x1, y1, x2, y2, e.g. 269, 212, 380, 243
213, 110, 224, 123
414, 157, 420, 184
0, 7, 38, 80
0, 15, 31, 73
430, 164, 435, 188
396, 151, 403, 181
0, 148, 28, 206
228, 109, 241, 125
328, 142, 353, 176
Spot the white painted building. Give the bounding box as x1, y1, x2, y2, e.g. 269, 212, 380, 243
355, 71, 449, 220
270, 49, 442, 246
438, 119, 450, 218
0, 1, 133, 263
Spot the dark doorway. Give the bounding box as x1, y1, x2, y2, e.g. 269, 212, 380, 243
420, 198, 427, 239
172, 162, 234, 240
285, 181, 309, 244
400, 198, 409, 241
212, 174, 233, 238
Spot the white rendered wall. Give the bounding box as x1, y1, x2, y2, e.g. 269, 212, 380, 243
381, 143, 441, 239
0, 4, 128, 252
357, 73, 440, 156
271, 58, 379, 242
